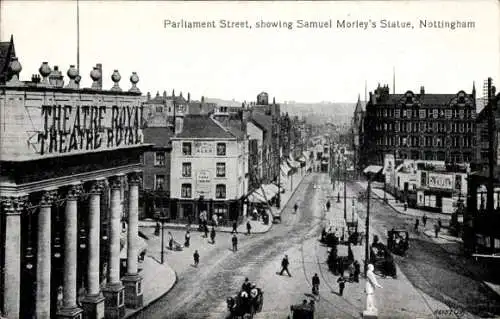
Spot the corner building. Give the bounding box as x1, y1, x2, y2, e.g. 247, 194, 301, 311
0, 56, 149, 319
360, 85, 477, 168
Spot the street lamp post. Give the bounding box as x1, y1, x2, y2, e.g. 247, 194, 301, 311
159, 216, 167, 264
344, 158, 347, 220
364, 178, 372, 276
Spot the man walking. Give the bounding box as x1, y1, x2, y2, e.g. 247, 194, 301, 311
232, 234, 238, 251
326, 200, 331, 212
193, 250, 200, 267
232, 221, 238, 233
422, 214, 428, 227
337, 275, 346, 296
312, 273, 320, 295
279, 255, 292, 277
210, 226, 216, 244
246, 221, 252, 235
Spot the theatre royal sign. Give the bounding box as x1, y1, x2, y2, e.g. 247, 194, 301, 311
0, 82, 144, 161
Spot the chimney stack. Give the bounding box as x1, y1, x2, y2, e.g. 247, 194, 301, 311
163, 90, 167, 99
420, 86, 425, 95
96, 63, 102, 90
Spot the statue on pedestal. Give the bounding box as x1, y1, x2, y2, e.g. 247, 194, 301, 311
364, 264, 383, 316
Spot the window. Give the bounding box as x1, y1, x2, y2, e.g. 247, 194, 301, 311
155, 175, 165, 190
217, 143, 226, 156
156, 106, 163, 112
182, 162, 192, 177
154, 152, 166, 166
181, 183, 192, 198
216, 162, 226, 177
216, 184, 226, 199
182, 142, 192, 155
395, 109, 400, 118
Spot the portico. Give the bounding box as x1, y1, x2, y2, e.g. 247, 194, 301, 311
0, 56, 149, 319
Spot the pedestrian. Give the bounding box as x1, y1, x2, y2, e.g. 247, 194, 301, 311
414, 218, 419, 232
312, 273, 320, 295
246, 221, 252, 235
353, 260, 360, 283
154, 221, 160, 236
438, 218, 442, 230
210, 227, 216, 244
326, 200, 331, 212
204, 222, 209, 238
193, 250, 199, 267
184, 230, 190, 247
279, 255, 292, 277
422, 214, 427, 227
348, 262, 355, 282
337, 275, 346, 296
294, 203, 298, 213
232, 234, 238, 251
168, 232, 174, 250
212, 213, 218, 227
232, 221, 238, 234
434, 223, 439, 238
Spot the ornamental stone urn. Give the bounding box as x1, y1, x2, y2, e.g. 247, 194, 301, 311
111, 70, 122, 91
90, 67, 102, 90
129, 72, 140, 93
39, 62, 51, 86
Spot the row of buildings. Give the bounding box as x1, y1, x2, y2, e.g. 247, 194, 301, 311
351, 80, 500, 256
0, 36, 313, 319
140, 90, 312, 226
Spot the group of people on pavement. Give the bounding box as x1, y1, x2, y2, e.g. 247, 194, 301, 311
414, 213, 442, 238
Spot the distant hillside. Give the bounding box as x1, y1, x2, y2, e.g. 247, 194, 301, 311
281, 102, 356, 125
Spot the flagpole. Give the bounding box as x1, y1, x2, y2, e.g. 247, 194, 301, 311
77, 0, 80, 72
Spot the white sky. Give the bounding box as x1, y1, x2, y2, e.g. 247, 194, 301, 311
1, 0, 499, 103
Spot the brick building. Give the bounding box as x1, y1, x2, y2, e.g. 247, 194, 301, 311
360, 84, 477, 168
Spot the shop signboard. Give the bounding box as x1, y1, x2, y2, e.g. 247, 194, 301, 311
196, 170, 211, 196
194, 141, 214, 155
428, 173, 453, 190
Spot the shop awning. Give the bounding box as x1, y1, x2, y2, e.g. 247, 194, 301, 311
363, 165, 383, 174
281, 162, 292, 175
248, 188, 267, 203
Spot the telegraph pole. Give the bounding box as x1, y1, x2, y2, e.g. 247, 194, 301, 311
344, 158, 347, 220
487, 78, 495, 251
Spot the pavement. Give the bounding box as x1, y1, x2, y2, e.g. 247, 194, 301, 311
126, 170, 307, 317
357, 180, 500, 307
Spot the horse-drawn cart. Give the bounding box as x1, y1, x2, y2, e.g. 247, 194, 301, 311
226, 287, 263, 318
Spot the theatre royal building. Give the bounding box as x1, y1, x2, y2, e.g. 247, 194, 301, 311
0, 55, 149, 319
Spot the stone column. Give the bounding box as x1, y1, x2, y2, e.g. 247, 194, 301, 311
126, 172, 139, 275
81, 180, 105, 319
36, 190, 56, 319
1, 195, 26, 319
102, 175, 125, 319
122, 171, 143, 308
57, 184, 83, 319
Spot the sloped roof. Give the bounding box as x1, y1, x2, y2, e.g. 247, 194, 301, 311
250, 111, 273, 132
143, 127, 173, 147
176, 115, 235, 139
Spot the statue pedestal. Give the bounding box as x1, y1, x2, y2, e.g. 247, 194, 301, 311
362, 309, 378, 319
122, 273, 143, 308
